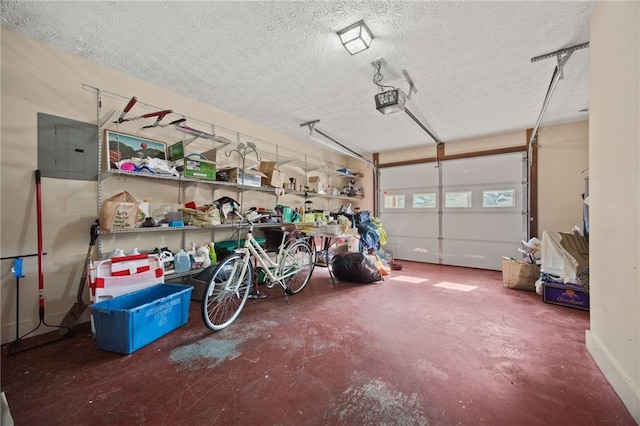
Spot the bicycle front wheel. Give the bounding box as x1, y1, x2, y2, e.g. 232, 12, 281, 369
279, 239, 315, 295
201, 252, 253, 331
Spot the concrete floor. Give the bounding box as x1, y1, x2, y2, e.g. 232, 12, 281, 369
1, 262, 635, 425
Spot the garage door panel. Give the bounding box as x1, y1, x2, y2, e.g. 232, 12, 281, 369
382, 163, 439, 189
442, 154, 523, 185
442, 240, 515, 270
442, 212, 523, 241
386, 236, 439, 263
381, 211, 438, 237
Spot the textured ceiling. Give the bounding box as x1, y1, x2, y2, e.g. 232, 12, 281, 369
1, 1, 594, 155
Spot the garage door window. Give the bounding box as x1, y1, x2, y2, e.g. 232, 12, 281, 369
384, 194, 405, 208
483, 189, 515, 207
413, 193, 436, 208
445, 191, 472, 208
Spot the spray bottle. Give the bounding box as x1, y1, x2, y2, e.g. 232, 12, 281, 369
208, 242, 217, 265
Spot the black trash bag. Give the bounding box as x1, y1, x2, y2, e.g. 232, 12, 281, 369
331, 252, 382, 283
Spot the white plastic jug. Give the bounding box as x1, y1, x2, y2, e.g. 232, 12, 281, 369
110, 248, 125, 258
198, 245, 211, 268
174, 249, 191, 273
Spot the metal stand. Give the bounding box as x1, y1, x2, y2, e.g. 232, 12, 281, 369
1, 253, 70, 357
248, 259, 269, 299
248, 279, 269, 299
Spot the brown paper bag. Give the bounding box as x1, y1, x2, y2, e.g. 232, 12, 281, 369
501, 258, 539, 291
99, 191, 138, 230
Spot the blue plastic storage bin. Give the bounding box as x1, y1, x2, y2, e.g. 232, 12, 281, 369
90, 283, 192, 354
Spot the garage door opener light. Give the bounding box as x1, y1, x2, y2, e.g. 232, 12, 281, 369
372, 60, 442, 144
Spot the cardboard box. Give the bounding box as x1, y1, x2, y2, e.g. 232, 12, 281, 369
259, 161, 285, 188
308, 176, 325, 193
542, 280, 590, 311
91, 284, 192, 354
199, 148, 217, 163
347, 235, 361, 252
225, 167, 265, 187
501, 258, 539, 291
184, 157, 216, 180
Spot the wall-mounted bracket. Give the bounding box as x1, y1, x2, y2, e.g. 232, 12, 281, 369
531, 41, 590, 80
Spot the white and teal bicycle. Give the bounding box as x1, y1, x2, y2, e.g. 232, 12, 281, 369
201, 217, 315, 331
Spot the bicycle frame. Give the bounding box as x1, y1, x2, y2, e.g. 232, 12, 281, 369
201, 219, 315, 331
233, 223, 305, 291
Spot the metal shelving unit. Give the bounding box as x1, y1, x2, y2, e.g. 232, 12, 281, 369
89, 86, 367, 262
92, 88, 235, 259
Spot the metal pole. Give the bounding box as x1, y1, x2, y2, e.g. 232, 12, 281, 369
313, 128, 373, 164
404, 107, 441, 144
528, 66, 562, 151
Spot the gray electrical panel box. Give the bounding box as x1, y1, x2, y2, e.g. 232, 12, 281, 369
37, 113, 98, 180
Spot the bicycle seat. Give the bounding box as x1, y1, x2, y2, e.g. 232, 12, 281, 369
280, 224, 297, 233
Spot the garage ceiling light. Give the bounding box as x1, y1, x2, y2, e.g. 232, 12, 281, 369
337, 20, 373, 55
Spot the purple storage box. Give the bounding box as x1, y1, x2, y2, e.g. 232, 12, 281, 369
542, 281, 590, 311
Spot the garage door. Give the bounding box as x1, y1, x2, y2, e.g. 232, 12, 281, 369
379, 162, 440, 264
379, 152, 528, 270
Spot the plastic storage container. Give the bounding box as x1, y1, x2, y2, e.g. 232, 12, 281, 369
215, 238, 266, 258
90, 283, 192, 354
174, 249, 191, 273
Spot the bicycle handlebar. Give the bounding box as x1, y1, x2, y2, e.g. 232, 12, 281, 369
228, 214, 268, 230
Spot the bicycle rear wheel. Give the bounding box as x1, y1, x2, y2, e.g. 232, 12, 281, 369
279, 239, 314, 295
201, 252, 253, 331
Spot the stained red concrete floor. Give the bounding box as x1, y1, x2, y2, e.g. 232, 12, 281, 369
1, 262, 635, 425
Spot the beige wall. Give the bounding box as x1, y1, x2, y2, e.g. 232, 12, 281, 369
377, 144, 438, 164
443, 131, 525, 155
0, 29, 364, 343
537, 121, 589, 234
586, 1, 640, 422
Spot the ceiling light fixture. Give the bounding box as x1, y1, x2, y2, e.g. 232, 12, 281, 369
300, 120, 375, 168
337, 20, 373, 55
371, 60, 442, 144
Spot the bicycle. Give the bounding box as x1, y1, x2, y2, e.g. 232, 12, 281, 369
201, 217, 315, 331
